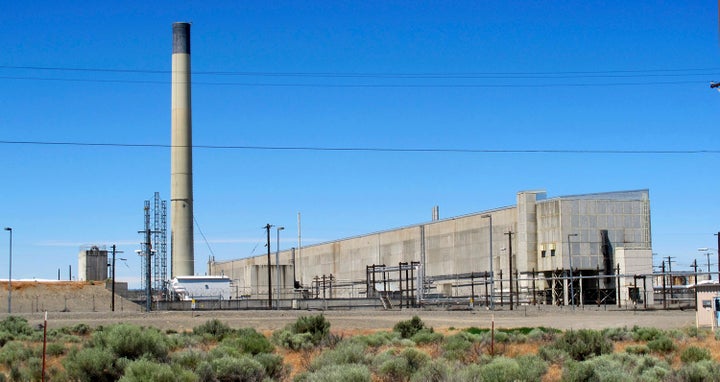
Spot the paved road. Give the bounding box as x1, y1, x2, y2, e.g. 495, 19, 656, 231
14, 306, 696, 333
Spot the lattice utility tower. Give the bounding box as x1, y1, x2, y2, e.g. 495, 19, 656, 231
139, 192, 168, 297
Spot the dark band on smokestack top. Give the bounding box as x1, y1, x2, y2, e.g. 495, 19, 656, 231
172, 23, 191, 54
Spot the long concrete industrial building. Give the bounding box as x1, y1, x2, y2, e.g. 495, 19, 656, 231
210, 189, 653, 306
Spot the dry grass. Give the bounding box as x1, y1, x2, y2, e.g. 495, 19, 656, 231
542, 364, 563, 382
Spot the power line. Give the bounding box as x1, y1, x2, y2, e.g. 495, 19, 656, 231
0, 139, 718, 154
0, 64, 716, 88
0, 75, 706, 88
2, 64, 719, 77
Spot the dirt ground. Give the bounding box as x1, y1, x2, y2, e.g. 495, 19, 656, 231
0, 281, 698, 333
10, 307, 696, 334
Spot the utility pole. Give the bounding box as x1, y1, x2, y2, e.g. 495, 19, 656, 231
110, 245, 124, 312
661, 261, 667, 309
665, 256, 675, 302
705, 252, 713, 281
265, 224, 273, 309
144, 229, 152, 312
504, 231, 513, 310
692, 259, 699, 311
716, 232, 719, 279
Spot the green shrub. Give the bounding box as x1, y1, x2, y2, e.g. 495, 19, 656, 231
493, 331, 510, 343
442, 333, 473, 361
562, 353, 670, 382
373, 347, 429, 380
646, 336, 675, 353
91, 323, 169, 361
62, 348, 122, 382
634, 355, 671, 381
684, 326, 703, 339
552, 329, 612, 361
411, 329, 443, 345
253, 353, 287, 380
209, 343, 242, 360
450, 356, 546, 382
394, 316, 428, 339
71, 323, 92, 336
515, 354, 548, 380
527, 327, 558, 342
451, 364, 483, 382
351, 331, 400, 347
670, 359, 720, 382
479, 357, 521, 381
409, 359, 450, 382
0, 341, 33, 367
167, 332, 198, 351
0, 316, 33, 337
195, 361, 215, 382
309, 341, 370, 371
272, 329, 315, 350
402, 347, 430, 372
680, 346, 712, 364
632, 326, 664, 342
395, 338, 417, 347
625, 345, 650, 355
119, 359, 197, 382
666, 329, 687, 341
0, 331, 13, 347
211, 355, 265, 382
563, 356, 632, 382
46, 342, 66, 356
295, 363, 372, 382
19, 356, 42, 382
193, 319, 234, 341
292, 315, 331, 346
538, 346, 569, 364
171, 349, 206, 371
272, 315, 331, 350
377, 356, 411, 382
224, 327, 274, 355
602, 327, 633, 342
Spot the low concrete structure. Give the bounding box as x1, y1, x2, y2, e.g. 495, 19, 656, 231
211, 189, 653, 307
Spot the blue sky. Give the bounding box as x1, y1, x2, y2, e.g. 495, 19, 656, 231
1, 1, 719, 288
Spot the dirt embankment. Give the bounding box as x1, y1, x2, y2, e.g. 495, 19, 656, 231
0, 281, 698, 334
0, 281, 141, 314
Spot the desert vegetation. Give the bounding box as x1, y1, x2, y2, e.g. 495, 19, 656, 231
0, 314, 719, 381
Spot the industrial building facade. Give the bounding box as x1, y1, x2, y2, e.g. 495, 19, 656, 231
210, 189, 653, 307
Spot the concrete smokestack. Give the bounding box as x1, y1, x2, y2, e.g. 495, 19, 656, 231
171, 22, 194, 277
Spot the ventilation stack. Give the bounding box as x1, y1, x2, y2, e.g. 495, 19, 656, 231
170, 22, 194, 277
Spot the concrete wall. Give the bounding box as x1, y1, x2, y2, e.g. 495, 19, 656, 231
536, 191, 651, 273
78, 248, 108, 281
211, 189, 652, 301
616, 247, 655, 306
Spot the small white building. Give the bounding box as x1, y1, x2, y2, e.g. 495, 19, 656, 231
171, 276, 231, 301
695, 281, 720, 328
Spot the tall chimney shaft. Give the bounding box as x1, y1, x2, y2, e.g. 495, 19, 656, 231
171, 22, 194, 277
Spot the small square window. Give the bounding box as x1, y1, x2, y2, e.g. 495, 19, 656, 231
541, 250, 546, 258
551, 249, 556, 257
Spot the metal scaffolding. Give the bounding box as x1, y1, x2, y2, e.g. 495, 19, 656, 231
153, 192, 168, 294
139, 193, 168, 299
